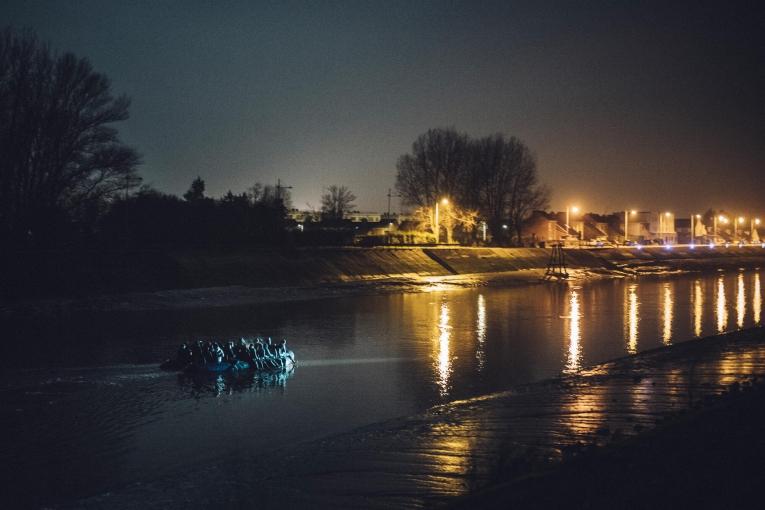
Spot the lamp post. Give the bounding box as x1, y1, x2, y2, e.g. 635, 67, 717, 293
714, 215, 727, 242
692, 214, 701, 245
735, 216, 744, 242
566, 206, 579, 243
753, 218, 762, 244
624, 210, 636, 245
434, 197, 448, 244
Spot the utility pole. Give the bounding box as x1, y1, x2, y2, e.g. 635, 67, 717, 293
386, 188, 401, 218
276, 178, 292, 205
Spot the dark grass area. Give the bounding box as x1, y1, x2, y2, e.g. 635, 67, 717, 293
453, 376, 765, 509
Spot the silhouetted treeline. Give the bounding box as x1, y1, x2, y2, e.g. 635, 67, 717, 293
0, 28, 141, 249
100, 182, 289, 249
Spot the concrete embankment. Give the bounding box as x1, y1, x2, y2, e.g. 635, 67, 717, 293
4, 245, 765, 300
145, 245, 765, 289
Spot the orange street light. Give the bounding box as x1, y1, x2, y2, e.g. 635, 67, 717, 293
434, 197, 449, 244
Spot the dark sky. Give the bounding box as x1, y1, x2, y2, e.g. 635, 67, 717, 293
3, 0, 763, 215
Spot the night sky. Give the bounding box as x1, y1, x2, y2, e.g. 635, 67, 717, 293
3, 0, 763, 215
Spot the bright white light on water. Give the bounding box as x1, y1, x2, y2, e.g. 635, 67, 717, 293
626, 284, 639, 354
754, 273, 762, 326
693, 279, 703, 337
476, 294, 487, 371
662, 282, 673, 345
565, 290, 582, 373
436, 300, 452, 396
737, 272, 746, 329
717, 276, 728, 333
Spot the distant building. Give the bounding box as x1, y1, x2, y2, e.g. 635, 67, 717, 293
344, 211, 382, 223
648, 212, 677, 243
521, 211, 568, 246
287, 209, 320, 223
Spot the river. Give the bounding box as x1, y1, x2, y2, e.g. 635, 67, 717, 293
0, 269, 763, 507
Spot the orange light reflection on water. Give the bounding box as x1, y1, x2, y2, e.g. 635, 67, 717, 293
754, 272, 762, 326
662, 282, 673, 345
737, 272, 746, 329
625, 283, 639, 354
565, 289, 582, 373
476, 294, 487, 371
693, 279, 703, 337
716, 276, 728, 333
436, 300, 452, 397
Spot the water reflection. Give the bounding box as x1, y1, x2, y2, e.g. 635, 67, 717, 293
625, 284, 639, 354
565, 289, 582, 373
662, 282, 673, 345
716, 276, 728, 333
737, 272, 746, 329
693, 279, 703, 337
436, 300, 452, 396
476, 294, 487, 371
180, 368, 294, 397
755, 273, 762, 326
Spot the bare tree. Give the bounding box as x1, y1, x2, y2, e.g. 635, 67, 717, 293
321, 185, 356, 220
395, 127, 471, 208
0, 28, 141, 243
249, 182, 293, 209
395, 128, 550, 245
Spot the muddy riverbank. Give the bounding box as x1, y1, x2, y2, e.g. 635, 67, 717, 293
66, 326, 765, 509
3, 245, 765, 315
3, 245, 764, 304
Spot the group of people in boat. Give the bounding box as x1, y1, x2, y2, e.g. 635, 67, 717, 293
170, 337, 293, 370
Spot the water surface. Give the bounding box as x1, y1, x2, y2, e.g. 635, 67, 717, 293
0, 269, 762, 506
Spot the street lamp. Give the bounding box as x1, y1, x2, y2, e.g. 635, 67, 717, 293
659, 212, 671, 244
624, 210, 636, 245
734, 216, 745, 241
714, 214, 727, 242
434, 197, 449, 244
566, 206, 579, 243
691, 214, 701, 245
751, 217, 761, 244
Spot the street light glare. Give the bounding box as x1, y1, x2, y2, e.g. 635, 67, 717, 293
630, 210, 637, 215
738, 216, 745, 223
571, 206, 579, 213
665, 212, 671, 217
441, 198, 449, 205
